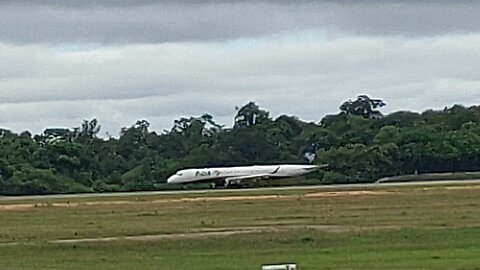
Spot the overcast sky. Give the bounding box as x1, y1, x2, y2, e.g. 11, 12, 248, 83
1, 0, 480, 136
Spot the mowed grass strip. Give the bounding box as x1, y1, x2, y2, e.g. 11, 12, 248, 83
1, 228, 480, 270
0, 184, 480, 269
1, 185, 480, 242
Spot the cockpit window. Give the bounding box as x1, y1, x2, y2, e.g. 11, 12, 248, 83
176, 172, 183, 176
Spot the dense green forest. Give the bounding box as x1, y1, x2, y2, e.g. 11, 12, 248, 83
1, 95, 480, 195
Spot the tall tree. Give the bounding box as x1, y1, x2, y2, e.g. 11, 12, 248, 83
340, 95, 386, 119
234, 102, 271, 127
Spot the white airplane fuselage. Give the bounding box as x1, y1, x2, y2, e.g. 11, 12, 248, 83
167, 164, 320, 185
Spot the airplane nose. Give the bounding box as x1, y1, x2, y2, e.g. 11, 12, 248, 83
167, 175, 176, 184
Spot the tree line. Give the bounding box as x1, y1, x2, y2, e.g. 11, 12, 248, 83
1, 95, 480, 195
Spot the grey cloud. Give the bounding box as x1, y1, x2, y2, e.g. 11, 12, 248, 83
1, 1, 480, 44
3, 1, 478, 7
2, 1, 480, 137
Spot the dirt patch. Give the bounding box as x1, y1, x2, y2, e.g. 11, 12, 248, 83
0, 201, 130, 212
443, 185, 480, 190
416, 185, 480, 192
0, 204, 40, 211
166, 195, 290, 203
304, 190, 394, 198
0, 196, 289, 212
51, 228, 269, 244
49, 224, 394, 244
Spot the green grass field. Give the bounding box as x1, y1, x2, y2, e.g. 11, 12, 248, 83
1, 184, 480, 269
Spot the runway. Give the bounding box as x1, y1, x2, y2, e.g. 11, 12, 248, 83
1, 179, 480, 201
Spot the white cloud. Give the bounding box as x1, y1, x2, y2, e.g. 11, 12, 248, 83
1, 32, 480, 135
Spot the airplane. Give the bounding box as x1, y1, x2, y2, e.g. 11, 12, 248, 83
167, 164, 326, 188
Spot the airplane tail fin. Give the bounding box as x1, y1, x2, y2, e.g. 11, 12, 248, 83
303, 143, 317, 163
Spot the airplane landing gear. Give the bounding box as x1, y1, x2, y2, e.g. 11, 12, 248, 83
209, 181, 227, 189
209, 180, 244, 189
225, 179, 244, 188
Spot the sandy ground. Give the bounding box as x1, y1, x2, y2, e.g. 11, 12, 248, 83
2, 183, 479, 212
0, 190, 397, 212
